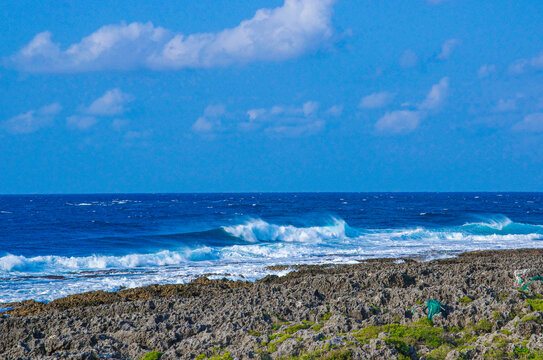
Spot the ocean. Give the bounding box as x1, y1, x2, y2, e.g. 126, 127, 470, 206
1, 193, 542, 303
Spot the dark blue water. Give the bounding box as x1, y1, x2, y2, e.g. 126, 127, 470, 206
1, 193, 542, 302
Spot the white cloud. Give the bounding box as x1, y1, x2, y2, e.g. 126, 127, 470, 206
509, 52, 543, 75
193, 100, 334, 137
192, 105, 226, 134
375, 110, 421, 134
245, 101, 329, 137
2, 103, 62, 134
359, 91, 394, 109
478, 64, 496, 78
84, 88, 133, 116
303, 101, 320, 116
10, 0, 336, 73
399, 49, 418, 69
512, 113, 543, 132
266, 120, 325, 137
437, 38, 461, 60
66, 115, 99, 130
420, 77, 449, 110
494, 98, 517, 113
374, 77, 449, 134
326, 105, 343, 116
192, 116, 217, 133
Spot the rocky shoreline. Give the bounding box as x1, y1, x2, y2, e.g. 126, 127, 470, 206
1, 249, 543, 360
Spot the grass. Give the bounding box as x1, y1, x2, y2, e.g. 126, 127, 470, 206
196, 348, 233, 360
353, 318, 446, 355
267, 334, 293, 353
320, 312, 332, 322
521, 314, 542, 324
312, 323, 324, 332
471, 319, 493, 334
272, 321, 291, 331
458, 296, 474, 305
280, 345, 352, 360
426, 344, 454, 360
526, 298, 543, 311
286, 323, 312, 334
138, 352, 163, 360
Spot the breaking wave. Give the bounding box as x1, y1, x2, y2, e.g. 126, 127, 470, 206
2, 215, 542, 277
221, 218, 349, 243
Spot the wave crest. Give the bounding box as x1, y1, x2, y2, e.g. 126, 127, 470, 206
0, 247, 217, 273
462, 215, 543, 235
221, 218, 347, 243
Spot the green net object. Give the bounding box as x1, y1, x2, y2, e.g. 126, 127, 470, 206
521, 276, 543, 291
426, 299, 445, 321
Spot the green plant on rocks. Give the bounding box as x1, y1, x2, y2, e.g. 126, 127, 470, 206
280, 345, 352, 360
138, 351, 163, 360
426, 344, 454, 360
196, 349, 233, 360
526, 298, 543, 311
458, 296, 474, 305
320, 312, 332, 322
312, 323, 324, 332
521, 314, 542, 324
267, 334, 293, 353
471, 319, 493, 334
286, 323, 312, 334
353, 318, 446, 355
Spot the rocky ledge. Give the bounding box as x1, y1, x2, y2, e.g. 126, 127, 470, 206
1, 249, 543, 360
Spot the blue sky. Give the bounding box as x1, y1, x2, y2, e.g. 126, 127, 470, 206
1, 0, 543, 193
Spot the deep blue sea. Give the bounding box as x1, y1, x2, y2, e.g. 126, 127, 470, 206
1, 193, 543, 303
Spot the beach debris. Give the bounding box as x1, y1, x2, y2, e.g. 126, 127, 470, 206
514, 269, 529, 286
521, 276, 543, 291
425, 299, 446, 321
513, 269, 543, 291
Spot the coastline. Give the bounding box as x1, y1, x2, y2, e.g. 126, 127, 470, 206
1, 248, 543, 359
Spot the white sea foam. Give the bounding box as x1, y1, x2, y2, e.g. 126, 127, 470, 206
2, 216, 543, 303
222, 218, 347, 243
0, 248, 217, 273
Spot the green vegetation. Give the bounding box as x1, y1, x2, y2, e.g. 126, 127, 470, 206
248, 330, 262, 336
207, 352, 232, 360
286, 323, 312, 334
312, 323, 324, 332
483, 346, 543, 360
521, 314, 542, 324
458, 296, 474, 305
499, 293, 508, 301
279, 345, 352, 360
426, 344, 454, 360
196, 348, 233, 360
267, 334, 293, 353
526, 298, 543, 311
320, 312, 332, 322
471, 319, 493, 334
353, 318, 445, 355
138, 352, 163, 360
